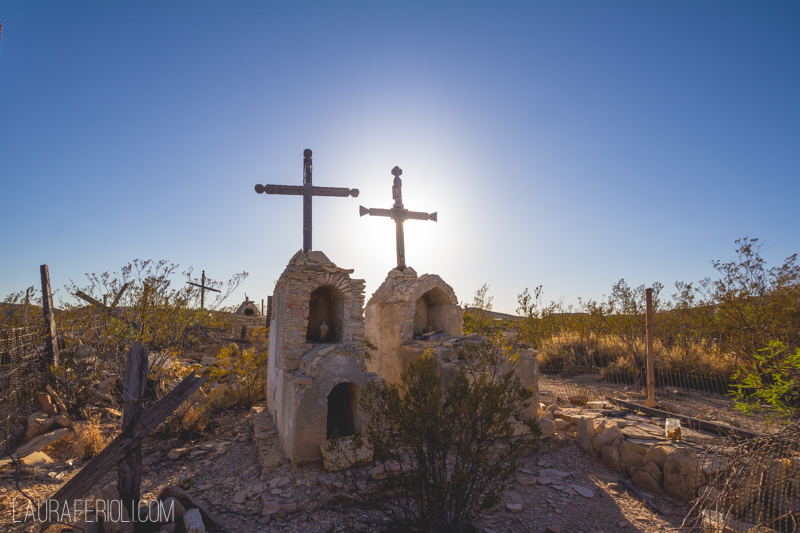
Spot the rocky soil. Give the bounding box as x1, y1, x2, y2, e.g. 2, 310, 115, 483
1, 403, 695, 533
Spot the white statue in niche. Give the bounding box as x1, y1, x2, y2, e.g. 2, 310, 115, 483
319, 321, 330, 342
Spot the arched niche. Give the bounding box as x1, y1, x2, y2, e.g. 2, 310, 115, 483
307, 285, 344, 343
244, 308, 255, 317
327, 381, 359, 439
413, 287, 451, 336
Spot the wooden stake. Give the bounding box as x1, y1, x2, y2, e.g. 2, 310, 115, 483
118, 342, 148, 518
39, 265, 59, 367
22, 287, 31, 327
644, 288, 656, 408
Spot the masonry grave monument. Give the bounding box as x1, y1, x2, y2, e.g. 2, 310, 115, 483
256, 149, 380, 464
361, 166, 540, 419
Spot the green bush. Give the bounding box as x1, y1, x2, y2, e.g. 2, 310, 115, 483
462, 284, 496, 336
206, 343, 269, 408
730, 340, 800, 423
358, 338, 540, 532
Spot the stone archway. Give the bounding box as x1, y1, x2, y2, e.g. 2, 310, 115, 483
413, 286, 451, 336
307, 285, 344, 343
327, 382, 359, 439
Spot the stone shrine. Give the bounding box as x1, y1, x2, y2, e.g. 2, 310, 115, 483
364, 266, 463, 384
359, 165, 540, 422
234, 296, 261, 317
266, 250, 381, 464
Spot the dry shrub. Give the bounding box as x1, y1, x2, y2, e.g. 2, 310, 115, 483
537, 332, 736, 391
206, 343, 268, 408
70, 421, 107, 460
537, 334, 627, 372
658, 340, 736, 377
153, 392, 211, 439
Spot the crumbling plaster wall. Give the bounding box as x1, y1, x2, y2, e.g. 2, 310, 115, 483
266, 250, 379, 464
364, 267, 463, 384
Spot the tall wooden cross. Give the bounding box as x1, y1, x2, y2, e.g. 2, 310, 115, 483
255, 149, 360, 253
186, 270, 220, 309
359, 166, 437, 270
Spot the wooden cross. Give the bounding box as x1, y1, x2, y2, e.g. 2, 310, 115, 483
75, 282, 130, 311
38, 343, 211, 530
186, 270, 220, 309
255, 149, 360, 253
359, 166, 437, 270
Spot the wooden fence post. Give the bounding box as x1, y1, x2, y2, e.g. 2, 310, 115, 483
40, 265, 59, 367
644, 288, 656, 408
22, 287, 31, 327
118, 342, 148, 518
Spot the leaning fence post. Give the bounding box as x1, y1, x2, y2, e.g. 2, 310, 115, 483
40, 264, 59, 368
644, 287, 656, 408
118, 342, 148, 519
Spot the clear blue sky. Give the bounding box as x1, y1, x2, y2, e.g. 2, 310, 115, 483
1, 2, 798, 314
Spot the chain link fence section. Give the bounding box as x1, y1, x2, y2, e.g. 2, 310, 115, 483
0, 326, 49, 452
684, 421, 799, 532
517, 319, 773, 432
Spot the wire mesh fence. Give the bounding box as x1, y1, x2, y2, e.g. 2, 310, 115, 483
684, 421, 799, 532
0, 325, 49, 451
507, 310, 784, 430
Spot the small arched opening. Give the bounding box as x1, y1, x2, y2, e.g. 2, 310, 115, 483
327, 382, 359, 439
244, 308, 255, 317
307, 285, 344, 343
413, 287, 451, 336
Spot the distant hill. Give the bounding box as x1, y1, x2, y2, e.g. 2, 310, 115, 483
463, 307, 518, 321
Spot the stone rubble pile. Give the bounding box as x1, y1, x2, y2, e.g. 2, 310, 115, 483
540, 401, 730, 502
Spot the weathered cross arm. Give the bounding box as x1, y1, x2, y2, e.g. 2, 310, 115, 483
358, 206, 437, 221
109, 283, 131, 309
312, 186, 359, 197
255, 184, 359, 197
74, 291, 105, 309
75, 283, 131, 310
405, 210, 437, 221
186, 281, 221, 293
38, 372, 207, 530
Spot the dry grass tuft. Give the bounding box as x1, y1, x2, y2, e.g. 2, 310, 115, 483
153, 392, 212, 440
70, 421, 107, 459
537, 333, 738, 391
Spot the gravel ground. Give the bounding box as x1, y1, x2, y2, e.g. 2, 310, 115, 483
1, 404, 698, 533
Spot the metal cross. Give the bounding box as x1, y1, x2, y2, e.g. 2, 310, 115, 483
359, 166, 437, 270
186, 270, 220, 309
255, 149, 360, 253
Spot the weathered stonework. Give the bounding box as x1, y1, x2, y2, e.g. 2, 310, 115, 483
235, 297, 261, 317
364, 267, 539, 418
266, 250, 381, 464
364, 267, 463, 385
